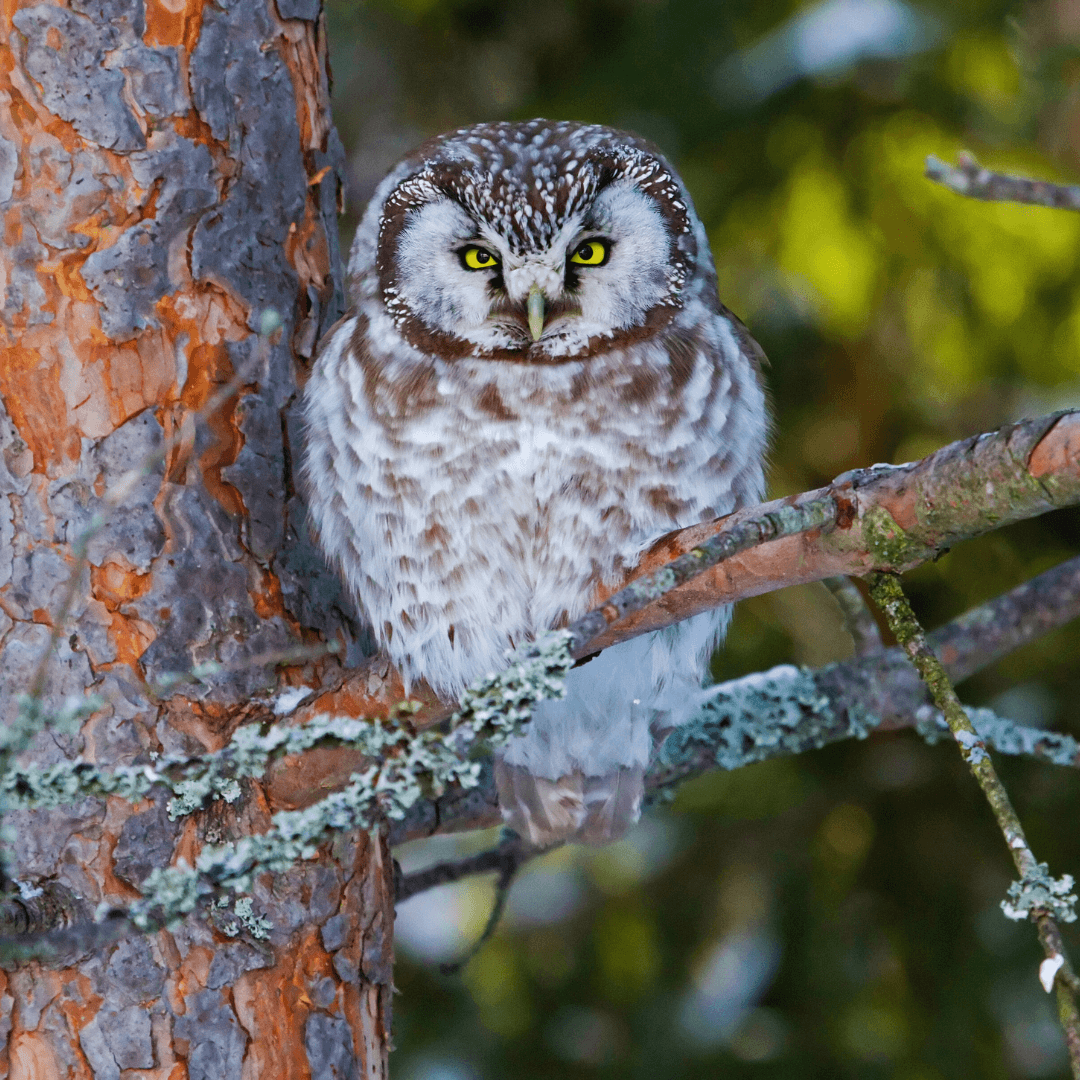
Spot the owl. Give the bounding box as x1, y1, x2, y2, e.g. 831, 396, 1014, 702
301, 120, 768, 847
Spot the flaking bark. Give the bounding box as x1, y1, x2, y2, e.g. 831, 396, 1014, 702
0, 1, 390, 1077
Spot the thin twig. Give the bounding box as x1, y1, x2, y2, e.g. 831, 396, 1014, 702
926, 152, 1080, 210
823, 576, 884, 655
397, 838, 548, 904
868, 572, 1080, 1079
435, 836, 534, 976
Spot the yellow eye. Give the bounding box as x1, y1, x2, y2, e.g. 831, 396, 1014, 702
570, 239, 609, 266
462, 246, 499, 270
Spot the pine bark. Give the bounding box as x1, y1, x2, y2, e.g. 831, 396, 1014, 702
0, 1, 394, 1076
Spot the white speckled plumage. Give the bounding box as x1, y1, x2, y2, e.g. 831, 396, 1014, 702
302, 120, 768, 846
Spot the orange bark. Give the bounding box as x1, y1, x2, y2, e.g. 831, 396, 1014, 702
0, 0, 391, 1076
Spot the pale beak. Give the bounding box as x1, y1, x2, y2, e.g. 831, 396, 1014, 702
527, 285, 545, 342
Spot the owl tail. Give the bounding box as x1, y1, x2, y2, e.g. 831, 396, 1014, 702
494, 760, 645, 848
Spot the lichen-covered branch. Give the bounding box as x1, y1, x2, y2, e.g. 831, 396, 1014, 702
868, 572, 1080, 1080
0, 633, 574, 959
391, 553, 1080, 842
926, 152, 1080, 210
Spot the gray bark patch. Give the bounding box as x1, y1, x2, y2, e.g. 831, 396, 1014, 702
305, 1012, 359, 1080
13, 6, 144, 153
48, 410, 166, 573
82, 134, 217, 340
175, 989, 247, 1080
320, 912, 349, 953
276, 0, 322, 20
80, 222, 169, 340
99, 1005, 154, 1070
78, 1016, 120, 1080
123, 43, 188, 117
70, 0, 144, 37
104, 937, 166, 1005
112, 794, 179, 889
0, 133, 17, 205
206, 942, 273, 989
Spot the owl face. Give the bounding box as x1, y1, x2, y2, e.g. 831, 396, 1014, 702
362, 121, 703, 361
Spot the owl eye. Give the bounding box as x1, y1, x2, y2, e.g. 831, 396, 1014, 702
569, 239, 610, 266
460, 246, 500, 271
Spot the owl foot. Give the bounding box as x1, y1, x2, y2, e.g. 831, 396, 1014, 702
494, 760, 645, 847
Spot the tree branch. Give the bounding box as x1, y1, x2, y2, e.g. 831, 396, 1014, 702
868, 572, 1080, 1079
291, 408, 1080, 753
573, 409, 1080, 658
391, 553, 1080, 843
926, 152, 1080, 210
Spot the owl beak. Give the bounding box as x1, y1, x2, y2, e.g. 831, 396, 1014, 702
527, 285, 545, 342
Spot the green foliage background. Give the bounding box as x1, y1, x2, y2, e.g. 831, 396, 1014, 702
323, 2, 1080, 1075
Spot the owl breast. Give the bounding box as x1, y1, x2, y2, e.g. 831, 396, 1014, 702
302, 299, 762, 699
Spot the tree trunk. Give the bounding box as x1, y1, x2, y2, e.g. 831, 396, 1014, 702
0, 1, 394, 1076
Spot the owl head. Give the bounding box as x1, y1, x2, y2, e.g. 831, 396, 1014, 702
349, 120, 714, 361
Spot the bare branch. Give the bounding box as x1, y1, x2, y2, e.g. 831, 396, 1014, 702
868, 572, 1080, 1078
926, 152, 1080, 210
430, 837, 535, 975
396, 836, 545, 905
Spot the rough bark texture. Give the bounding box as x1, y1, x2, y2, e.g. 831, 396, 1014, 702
0, 1, 393, 1076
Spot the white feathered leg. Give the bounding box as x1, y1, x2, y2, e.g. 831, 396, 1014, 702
495, 607, 730, 846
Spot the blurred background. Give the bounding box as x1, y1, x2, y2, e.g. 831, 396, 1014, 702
323, 0, 1080, 1075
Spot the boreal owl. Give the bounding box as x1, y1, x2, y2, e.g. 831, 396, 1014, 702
302, 120, 769, 847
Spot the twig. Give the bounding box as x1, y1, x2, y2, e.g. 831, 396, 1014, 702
434, 837, 533, 976
823, 576, 884, 655
868, 572, 1080, 1079
397, 838, 547, 904
926, 152, 1080, 210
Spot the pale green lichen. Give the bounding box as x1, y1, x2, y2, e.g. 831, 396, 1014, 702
219, 896, 272, 940
917, 706, 1080, 767
1002, 863, 1078, 924
658, 663, 872, 777
168, 775, 243, 819
80, 630, 575, 931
